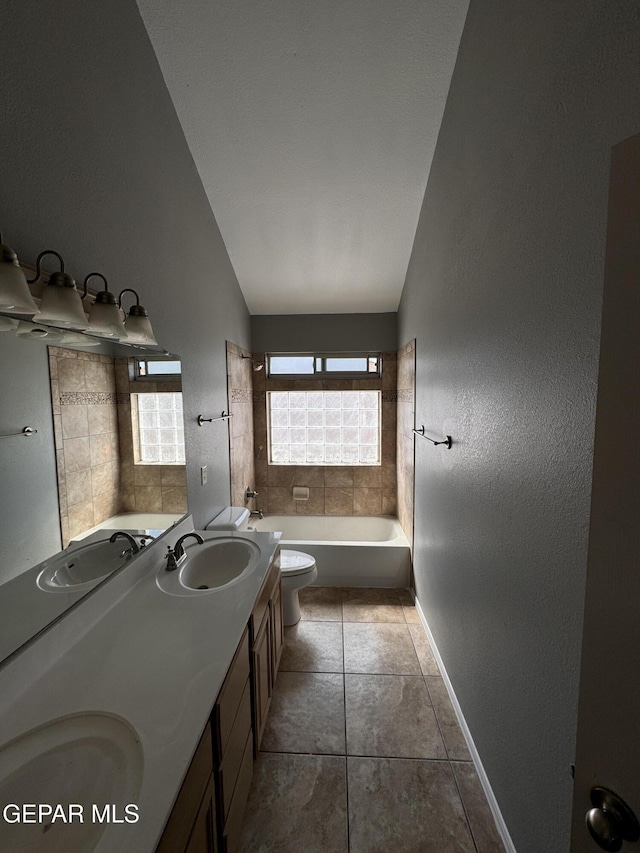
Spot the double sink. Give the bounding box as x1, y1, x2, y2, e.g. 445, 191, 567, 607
1, 528, 268, 852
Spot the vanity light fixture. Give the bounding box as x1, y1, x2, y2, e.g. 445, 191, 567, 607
0, 233, 39, 316
0, 316, 19, 332
27, 250, 89, 331
118, 288, 158, 346
82, 273, 127, 339
14, 320, 66, 342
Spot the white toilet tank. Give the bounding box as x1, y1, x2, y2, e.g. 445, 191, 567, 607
205, 506, 250, 531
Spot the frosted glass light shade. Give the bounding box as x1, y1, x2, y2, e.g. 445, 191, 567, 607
88, 299, 128, 339
123, 313, 158, 346
15, 321, 65, 341
37, 281, 90, 330
59, 331, 102, 347
0, 315, 19, 332
0, 256, 39, 315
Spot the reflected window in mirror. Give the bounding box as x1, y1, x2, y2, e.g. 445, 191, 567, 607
132, 392, 185, 464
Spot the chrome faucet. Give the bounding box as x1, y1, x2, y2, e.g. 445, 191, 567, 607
109, 531, 140, 559
245, 488, 259, 501
165, 532, 204, 571
249, 509, 264, 519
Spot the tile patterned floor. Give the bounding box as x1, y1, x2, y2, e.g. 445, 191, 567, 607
239, 588, 506, 853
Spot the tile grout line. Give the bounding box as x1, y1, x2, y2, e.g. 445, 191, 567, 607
341, 602, 351, 852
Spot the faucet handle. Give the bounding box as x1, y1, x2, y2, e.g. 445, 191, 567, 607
245, 488, 259, 501
165, 546, 179, 572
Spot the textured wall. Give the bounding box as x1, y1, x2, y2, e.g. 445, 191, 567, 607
0, 0, 249, 532
0, 334, 59, 582
398, 2, 640, 851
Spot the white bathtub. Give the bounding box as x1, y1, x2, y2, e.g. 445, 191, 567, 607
70, 512, 185, 543
249, 515, 411, 588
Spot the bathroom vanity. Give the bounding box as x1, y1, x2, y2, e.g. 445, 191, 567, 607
0, 519, 282, 853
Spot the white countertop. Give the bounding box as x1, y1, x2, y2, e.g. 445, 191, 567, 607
0, 522, 281, 852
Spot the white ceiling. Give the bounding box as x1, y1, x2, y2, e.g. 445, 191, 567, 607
137, 0, 469, 315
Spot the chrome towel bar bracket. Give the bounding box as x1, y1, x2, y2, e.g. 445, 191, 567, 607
412, 426, 452, 449
197, 411, 233, 426
0, 426, 38, 439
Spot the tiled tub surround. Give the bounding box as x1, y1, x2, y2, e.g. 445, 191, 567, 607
49, 349, 187, 546
250, 515, 411, 588
240, 587, 506, 852
397, 339, 416, 551
114, 358, 187, 517
253, 352, 397, 517
49, 347, 121, 546
226, 341, 257, 511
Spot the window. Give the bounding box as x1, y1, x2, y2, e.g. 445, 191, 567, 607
268, 390, 380, 465
135, 359, 182, 380
267, 353, 380, 378
133, 392, 185, 464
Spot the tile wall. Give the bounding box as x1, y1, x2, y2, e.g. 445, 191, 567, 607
50, 349, 188, 547
226, 342, 257, 511
396, 340, 416, 550
49, 347, 121, 546
114, 358, 187, 515
252, 353, 397, 516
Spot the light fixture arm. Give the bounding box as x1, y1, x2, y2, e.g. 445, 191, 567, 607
82, 272, 109, 300
118, 287, 141, 309
27, 250, 65, 284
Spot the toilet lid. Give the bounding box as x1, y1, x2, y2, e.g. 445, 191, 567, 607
279, 549, 317, 577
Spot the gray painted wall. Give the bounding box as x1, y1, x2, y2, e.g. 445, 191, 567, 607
0, 0, 250, 532
251, 312, 397, 353
398, 2, 640, 851
0, 335, 60, 582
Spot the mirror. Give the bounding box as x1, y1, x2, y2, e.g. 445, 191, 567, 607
0, 330, 188, 665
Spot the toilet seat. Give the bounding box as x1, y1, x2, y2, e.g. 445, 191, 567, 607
279, 549, 316, 577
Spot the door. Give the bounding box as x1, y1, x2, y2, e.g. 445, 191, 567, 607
570, 133, 640, 851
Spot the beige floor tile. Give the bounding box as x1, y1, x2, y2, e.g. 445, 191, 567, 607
402, 604, 421, 623
408, 623, 441, 675
345, 674, 446, 759
261, 672, 345, 755
426, 676, 471, 761
347, 757, 476, 852
343, 623, 421, 675
452, 762, 507, 853
299, 586, 344, 621
280, 621, 344, 673
240, 753, 348, 852
342, 588, 406, 623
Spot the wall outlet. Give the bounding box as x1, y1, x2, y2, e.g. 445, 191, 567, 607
200, 465, 208, 485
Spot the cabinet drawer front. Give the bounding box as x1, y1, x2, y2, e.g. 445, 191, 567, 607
214, 627, 250, 754
156, 725, 213, 853
251, 561, 279, 638
222, 731, 254, 853
217, 678, 252, 821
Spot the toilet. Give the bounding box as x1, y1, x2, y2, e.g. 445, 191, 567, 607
206, 507, 318, 626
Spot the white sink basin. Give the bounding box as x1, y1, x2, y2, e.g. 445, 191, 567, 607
0, 713, 143, 852
157, 537, 260, 596
36, 538, 143, 593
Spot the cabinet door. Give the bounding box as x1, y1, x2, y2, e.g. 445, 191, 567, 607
270, 580, 283, 686
251, 609, 272, 753
185, 777, 217, 853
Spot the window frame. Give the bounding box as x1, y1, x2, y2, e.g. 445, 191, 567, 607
134, 358, 182, 382
266, 352, 381, 380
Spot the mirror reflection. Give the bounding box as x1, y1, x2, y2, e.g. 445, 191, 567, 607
0, 331, 188, 665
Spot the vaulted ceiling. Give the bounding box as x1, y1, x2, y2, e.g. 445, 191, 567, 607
137, 0, 469, 315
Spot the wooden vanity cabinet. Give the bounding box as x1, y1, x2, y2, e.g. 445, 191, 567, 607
249, 559, 283, 754
157, 557, 283, 853
156, 725, 217, 853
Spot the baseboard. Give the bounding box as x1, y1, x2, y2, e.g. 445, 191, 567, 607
413, 595, 517, 853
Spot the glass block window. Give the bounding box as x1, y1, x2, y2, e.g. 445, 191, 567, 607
133, 393, 185, 464
267, 390, 381, 465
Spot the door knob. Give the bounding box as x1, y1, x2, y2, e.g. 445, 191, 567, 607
586, 787, 640, 851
